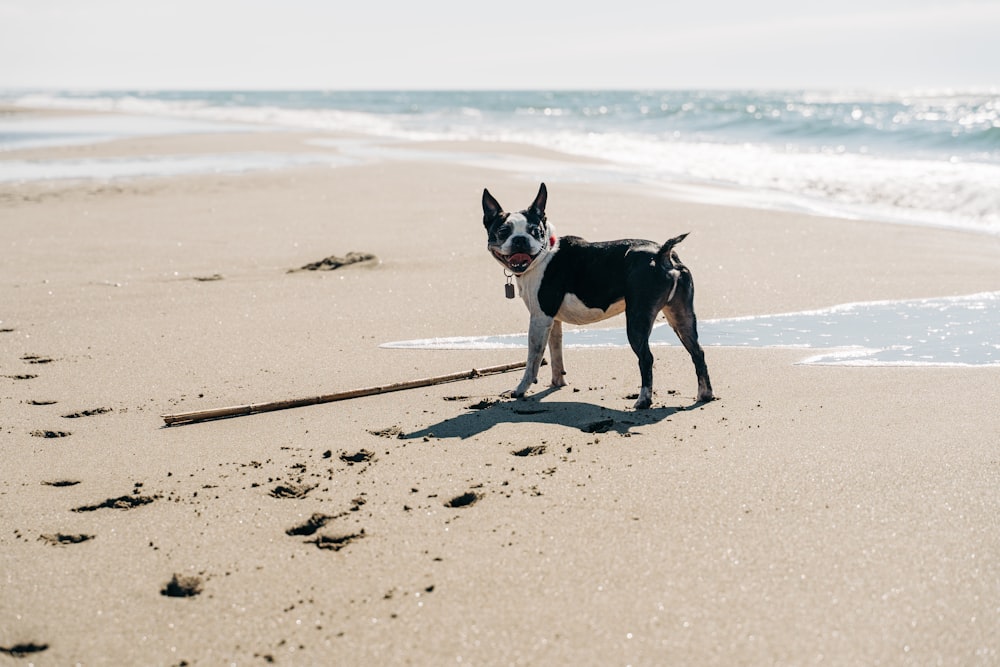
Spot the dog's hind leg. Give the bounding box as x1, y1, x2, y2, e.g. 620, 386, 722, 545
662, 294, 714, 403
548, 319, 567, 387
626, 304, 659, 409
513, 315, 554, 398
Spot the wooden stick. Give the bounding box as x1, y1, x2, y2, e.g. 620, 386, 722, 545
162, 360, 526, 426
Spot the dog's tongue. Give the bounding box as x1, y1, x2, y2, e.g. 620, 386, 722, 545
509, 253, 532, 266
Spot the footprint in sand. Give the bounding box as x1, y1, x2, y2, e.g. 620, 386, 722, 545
0, 643, 49, 658
339, 449, 375, 465
285, 513, 337, 536
307, 530, 366, 551
160, 573, 204, 598
269, 483, 316, 499
445, 491, 482, 508
72, 495, 157, 512
42, 479, 81, 487
21, 355, 54, 365
61, 407, 112, 419
367, 426, 403, 439
39, 533, 94, 546
31, 430, 71, 438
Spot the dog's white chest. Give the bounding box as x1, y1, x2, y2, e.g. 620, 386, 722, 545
556, 293, 626, 325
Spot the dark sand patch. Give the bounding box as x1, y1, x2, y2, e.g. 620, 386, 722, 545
27, 399, 58, 405
161, 574, 204, 598
467, 398, 499, 410
445, 492, 482, 508
289, 252, 378, 272
512, 445, 547, 457
39, 533, 94, 546
192, 274, 224, 282
42, 479, 81, 487
72, 495, 156, 512
31, 430, 71, 438
4, 374, 38, 380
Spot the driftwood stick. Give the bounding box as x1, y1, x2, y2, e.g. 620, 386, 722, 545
162, 361, 526, 426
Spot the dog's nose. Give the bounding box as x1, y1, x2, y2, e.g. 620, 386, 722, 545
510, 236, 532, 253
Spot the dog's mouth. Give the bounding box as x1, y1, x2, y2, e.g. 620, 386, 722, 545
492, 249, 538, 275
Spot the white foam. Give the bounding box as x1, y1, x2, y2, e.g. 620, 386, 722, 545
0, 107, 263, 152
0, 152, 356, 183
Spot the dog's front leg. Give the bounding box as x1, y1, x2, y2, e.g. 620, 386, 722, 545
513, 314, 554, 398
548, 319, 567, 387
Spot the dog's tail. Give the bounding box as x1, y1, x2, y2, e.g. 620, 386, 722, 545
657, 233, 688, 265
657, 233, 689, 302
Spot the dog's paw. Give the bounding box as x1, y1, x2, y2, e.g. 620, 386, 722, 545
549, 375, 567, 388
513, 377, 535, 398
697, 379, 714, 403
633, 387, 653, 410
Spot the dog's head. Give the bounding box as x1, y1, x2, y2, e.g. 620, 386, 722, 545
481, 183, 553, 275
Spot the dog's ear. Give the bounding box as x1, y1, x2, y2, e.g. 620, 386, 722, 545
482, 188, 503, 226
529, 182, 547, 219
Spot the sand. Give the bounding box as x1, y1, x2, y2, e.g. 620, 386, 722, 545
2, 115, 1000, 665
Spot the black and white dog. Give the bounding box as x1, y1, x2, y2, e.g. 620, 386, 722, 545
482, 183, 713, 409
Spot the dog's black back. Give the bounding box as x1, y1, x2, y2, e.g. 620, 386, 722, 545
536, 235, 690, 317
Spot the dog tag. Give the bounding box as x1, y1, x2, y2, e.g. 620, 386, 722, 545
505, 282, 516, 299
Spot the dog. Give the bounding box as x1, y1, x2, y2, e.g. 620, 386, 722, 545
481, 182, 713, 409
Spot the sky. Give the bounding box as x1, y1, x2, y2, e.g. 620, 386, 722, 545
1, 0, 997, 90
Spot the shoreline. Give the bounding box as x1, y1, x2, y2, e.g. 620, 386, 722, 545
2, 111, 999, 665
3, 101, 999, 237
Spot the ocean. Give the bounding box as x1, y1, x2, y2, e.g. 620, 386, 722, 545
2, 89, 999, 236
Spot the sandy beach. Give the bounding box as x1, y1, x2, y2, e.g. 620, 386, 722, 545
2, 111, 1000, 665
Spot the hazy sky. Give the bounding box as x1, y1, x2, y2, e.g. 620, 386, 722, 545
1, 0, 997, 90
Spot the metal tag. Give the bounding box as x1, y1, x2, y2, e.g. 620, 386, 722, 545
505, 282, 516, 299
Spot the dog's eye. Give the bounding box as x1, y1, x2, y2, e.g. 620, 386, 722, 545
496, 227, 512, 241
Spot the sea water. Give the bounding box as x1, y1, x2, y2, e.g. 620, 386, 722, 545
2, 89, 998, 234
382, 292, 1000, 367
